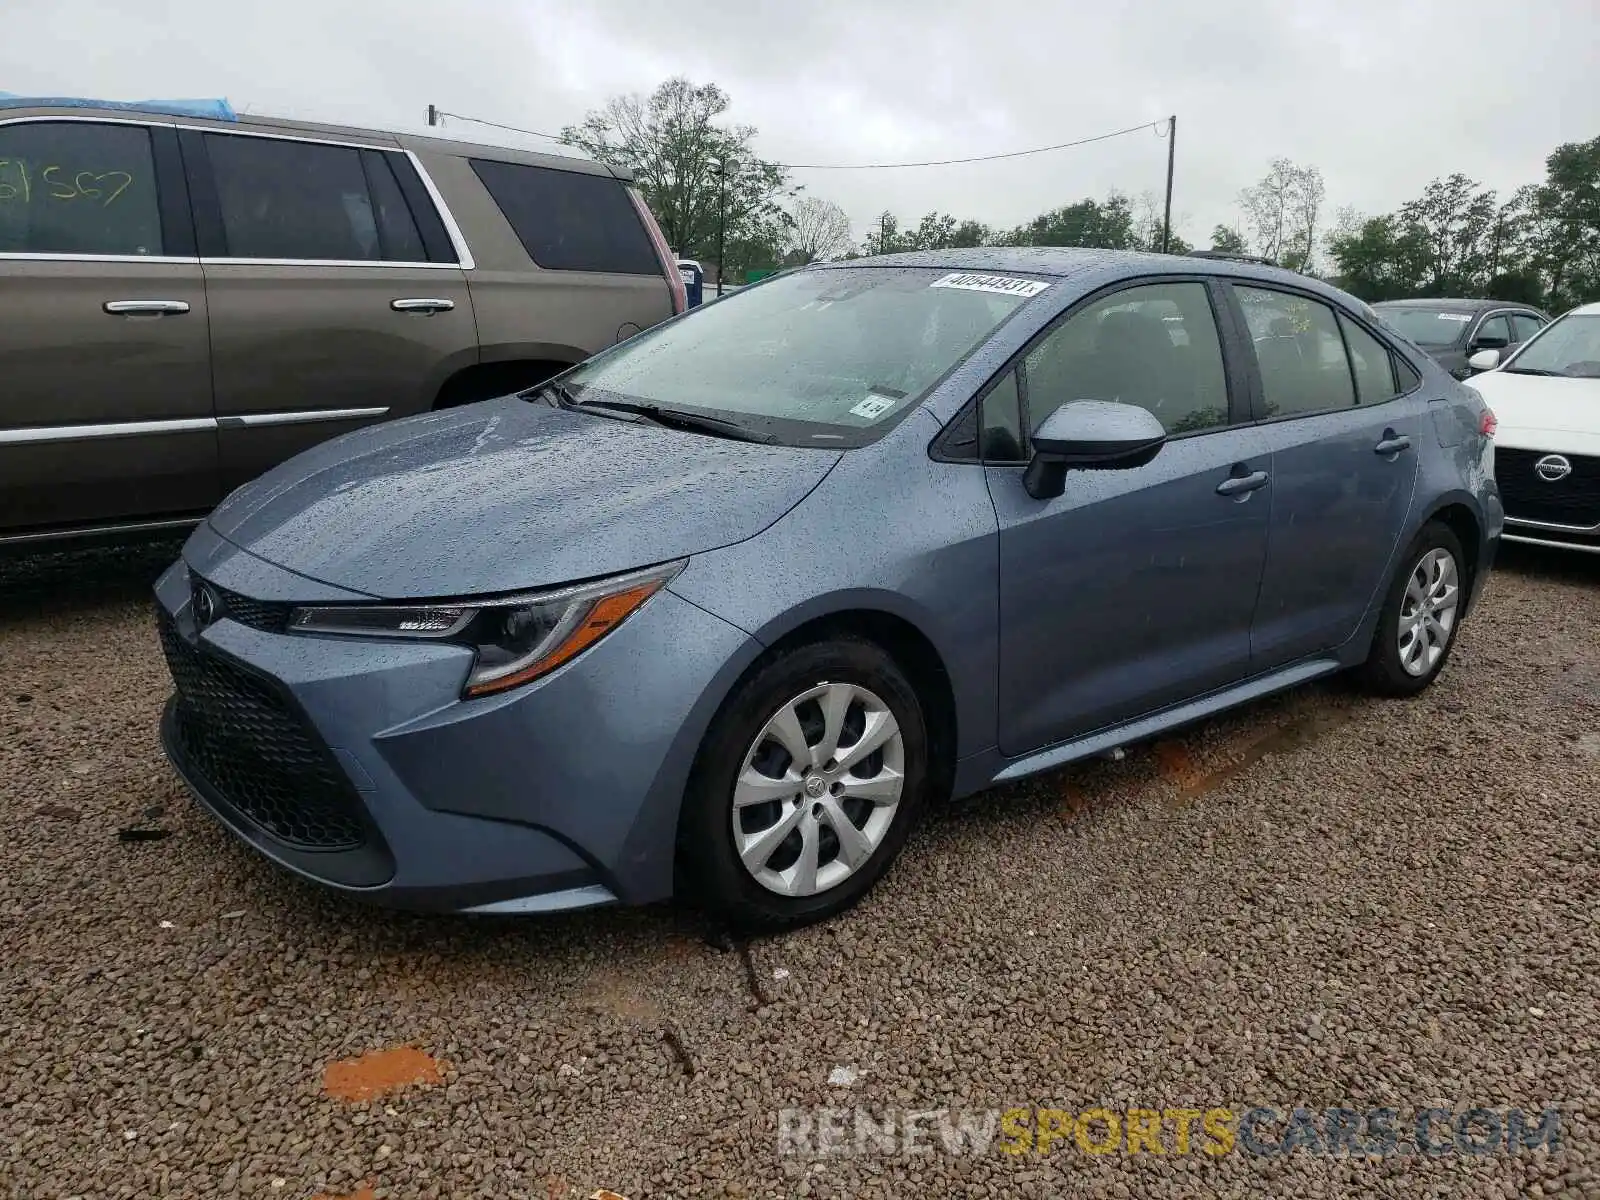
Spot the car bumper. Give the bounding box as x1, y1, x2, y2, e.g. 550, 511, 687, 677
153, 526, 759, 913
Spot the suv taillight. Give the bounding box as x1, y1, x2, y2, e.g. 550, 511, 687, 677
1480, 408, 1497, 437
629, 187, 686, 315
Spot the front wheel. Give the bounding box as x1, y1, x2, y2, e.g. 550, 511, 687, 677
676, 638, 930, 931
1358, 521, 1467, 696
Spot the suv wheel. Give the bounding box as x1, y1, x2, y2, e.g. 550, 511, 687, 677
1359, 521, 1467, 696
677, 638, 929, 931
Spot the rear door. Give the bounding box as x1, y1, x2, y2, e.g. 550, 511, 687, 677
182, 128, 476, 492
1226, 283, 1423, 669
0, 115, 216, 534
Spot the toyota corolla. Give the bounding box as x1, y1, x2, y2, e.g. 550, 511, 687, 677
155, 249, 1501, 929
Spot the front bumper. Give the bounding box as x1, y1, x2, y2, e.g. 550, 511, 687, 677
154, 526, 759, 912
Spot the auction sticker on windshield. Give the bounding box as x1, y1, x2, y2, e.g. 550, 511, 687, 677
930, 272, 1051, 298
1437, 313, 1472, 322
849, 393, 899, 420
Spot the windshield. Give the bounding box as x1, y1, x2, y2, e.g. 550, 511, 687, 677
557, 267, 1042, 445
1503, 313, 1600, 378
1371, 306, 1474, 347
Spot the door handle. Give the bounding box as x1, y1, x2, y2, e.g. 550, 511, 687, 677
1216, 470, 1270, 497
1374, 432, 1412, 456
390, 298, 455, 314
103, 300, 190, 316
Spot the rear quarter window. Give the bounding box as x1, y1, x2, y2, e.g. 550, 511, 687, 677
469, 158, 660, 275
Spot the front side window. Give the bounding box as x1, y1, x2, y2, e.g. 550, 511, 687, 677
206, 134, 408, 261
1022, 281, 1230, 436
1339, 314, 1400, 405
558, 267, 1037, 446
1511, 313, 1545, 342
1503, 313, 1600, 379
1237, 286, 1356, 417
1475, 314, 1512, 346
470, 158, 660, 275
0, 121, 163, 256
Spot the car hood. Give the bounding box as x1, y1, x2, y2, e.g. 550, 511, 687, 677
1471, 371, 1600, 456
206, 397, 843, 598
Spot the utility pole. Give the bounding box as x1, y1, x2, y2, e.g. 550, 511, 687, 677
427, 104, 439, 127
716, 159, 729, 297
880, 212, 889, 255
1161, 114, 1176, 254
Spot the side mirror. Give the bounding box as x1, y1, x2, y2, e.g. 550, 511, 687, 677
1468, 348, 1501, 372
1023, 400, 1167, 500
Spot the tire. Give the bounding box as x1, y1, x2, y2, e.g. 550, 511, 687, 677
677, 637, 930, 931
1357, 520, 1468, 696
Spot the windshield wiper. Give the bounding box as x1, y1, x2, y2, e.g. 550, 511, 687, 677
568, 398, 775, 444
1502, 366, 1559, 376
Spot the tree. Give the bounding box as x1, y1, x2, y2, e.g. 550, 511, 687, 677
559, 77, 792, 265
1130, 190, 1191, 254
1209, 225, 1247, 254
1527, 135, 1600, 310
1000, 194, 1137, 249
784, 196, 853, 263
1327, 212, 1431, 301
1398, 173, 1500, 294
1238, 159, 1323, 269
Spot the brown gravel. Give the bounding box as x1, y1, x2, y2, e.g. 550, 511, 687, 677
2, 539, 1598, 1199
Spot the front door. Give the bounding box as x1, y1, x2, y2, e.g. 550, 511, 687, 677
0, 117, 216, 533
1227, 284, 1421, 668
990, 279, 1271, 757
182, 128, 476, 493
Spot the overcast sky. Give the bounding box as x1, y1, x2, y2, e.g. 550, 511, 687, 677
4, 0, 1597, 252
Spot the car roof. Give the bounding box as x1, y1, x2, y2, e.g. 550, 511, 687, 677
0, 99, 629, 181
1372, 297, 1538, 312
1570, 301, 1600, 317
819, 246, 1360, 307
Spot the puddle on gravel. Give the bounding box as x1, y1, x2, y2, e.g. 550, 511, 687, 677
312, 1185, 376, 1200
322, 1046, 443, 1103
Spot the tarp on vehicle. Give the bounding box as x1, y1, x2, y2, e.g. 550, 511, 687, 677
0, 93, 236, 121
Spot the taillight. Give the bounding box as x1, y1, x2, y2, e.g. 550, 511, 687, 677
1480, 408, 1497, 437
628, 186, 686, 315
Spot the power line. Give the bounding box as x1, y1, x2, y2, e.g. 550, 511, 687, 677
428, 108, 1168, 171
780, 118, 1168, 170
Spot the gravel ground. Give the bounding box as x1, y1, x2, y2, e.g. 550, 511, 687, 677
2, 538, 1598, 1199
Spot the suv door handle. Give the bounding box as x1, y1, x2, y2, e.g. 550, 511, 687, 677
103, 300, 190, 316
390, 298, 456, 314
1374, 432, 1412, 456
1216, 470, 1270, 497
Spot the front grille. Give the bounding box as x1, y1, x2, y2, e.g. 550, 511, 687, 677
190, 576, 291, 633
1497, 447, 1600, 527
158, 610, 367, 851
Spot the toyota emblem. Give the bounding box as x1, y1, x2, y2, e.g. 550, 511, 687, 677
194, 584, 220, 628
1534, 454, 1573, 483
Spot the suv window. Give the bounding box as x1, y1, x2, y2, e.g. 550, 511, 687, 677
1237, 286, 1356, 417
1339, 314, 1400, 405
205, 134, 428, 262
0, 121, 163, 256
470, 158, 660, 275
1511, 312, 1544, 342
1023, 281, 1230, 436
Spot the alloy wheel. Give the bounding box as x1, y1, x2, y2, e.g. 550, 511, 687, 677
1397, 547, 1460, 677
731, 682, 905, 897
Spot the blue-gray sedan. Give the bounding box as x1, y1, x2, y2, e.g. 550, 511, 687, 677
155, 248, 1502, 929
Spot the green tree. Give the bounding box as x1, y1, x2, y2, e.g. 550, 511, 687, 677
1527, 135, 1600, 310
1398, 173, 1500, 294
559, 77, 792, 263
1001, 194, 1138, 249
1239, 159, 1323, 269
1328, 212, 1431, 300
1208, 225, 1248, 254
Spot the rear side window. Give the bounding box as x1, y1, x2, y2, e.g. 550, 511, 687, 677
470, 158, 660, 274
0, 121, 163, 256
205, 134, 433, 263
1237, 286, 1356, 417
1339, 314, 1400, 405
1396, 356, 1422, 391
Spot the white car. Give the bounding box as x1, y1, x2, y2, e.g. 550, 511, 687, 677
1467, 302, 1600, 555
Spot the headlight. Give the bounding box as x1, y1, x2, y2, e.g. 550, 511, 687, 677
287, 561, 683, 698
